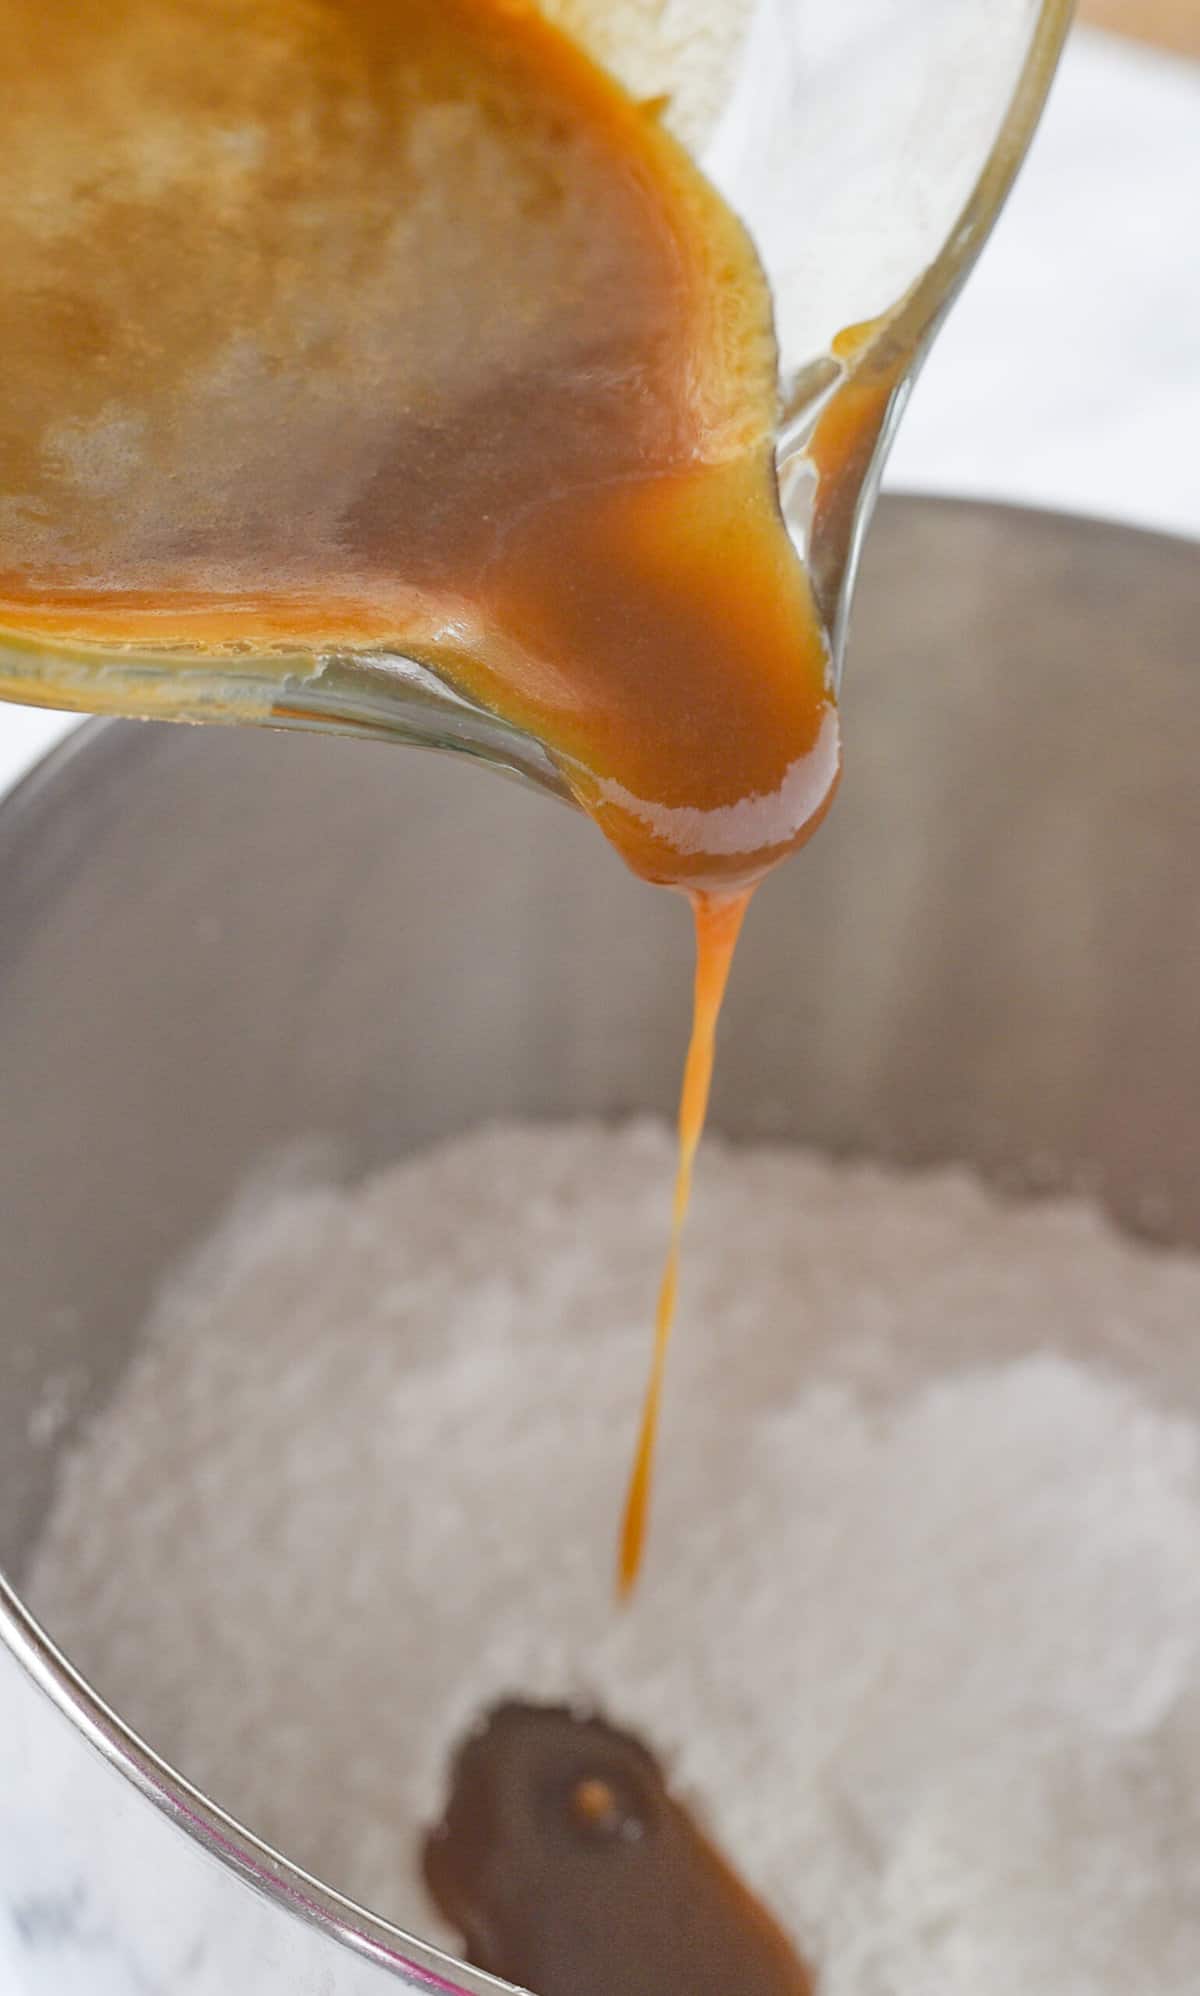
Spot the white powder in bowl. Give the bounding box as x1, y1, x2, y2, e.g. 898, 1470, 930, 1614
28, 1121, 1200, 1994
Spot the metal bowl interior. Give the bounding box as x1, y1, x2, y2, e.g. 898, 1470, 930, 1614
0, 496, 1197, 1993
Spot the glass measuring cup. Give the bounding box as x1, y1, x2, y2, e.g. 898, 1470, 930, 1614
0, 0, 1072, 802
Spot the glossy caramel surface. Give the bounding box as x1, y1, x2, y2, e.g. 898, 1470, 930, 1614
1, 0, 838, 887
425, 1701, 813, 1996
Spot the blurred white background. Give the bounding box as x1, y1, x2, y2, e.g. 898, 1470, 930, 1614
0, 19, 1196, 800
889, 22, 1200, 536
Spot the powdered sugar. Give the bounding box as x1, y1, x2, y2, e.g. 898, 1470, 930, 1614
28, 1122, 1200, 1993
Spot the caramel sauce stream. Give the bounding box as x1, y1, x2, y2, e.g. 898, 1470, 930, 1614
618, 887, 751, 1595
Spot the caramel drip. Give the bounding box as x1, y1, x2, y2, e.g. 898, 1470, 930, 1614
618, 887, 752, 1594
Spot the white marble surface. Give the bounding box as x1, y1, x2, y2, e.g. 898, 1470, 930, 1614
0, 1632, 450, 1995
0, 24, 1195, 811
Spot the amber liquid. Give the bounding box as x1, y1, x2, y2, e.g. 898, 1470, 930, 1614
618, 889, 752, 1593
425, 1699, 813, 1996
3, 0, 847, 1585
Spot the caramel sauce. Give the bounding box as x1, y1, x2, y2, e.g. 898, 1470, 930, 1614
424, 1701, 813, 1996
1, 0, 838, 889
619, 887, 752, 1594
2, 0, 851, 1583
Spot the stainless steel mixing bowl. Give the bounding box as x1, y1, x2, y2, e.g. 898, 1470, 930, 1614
1, 497, 1197, 1994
